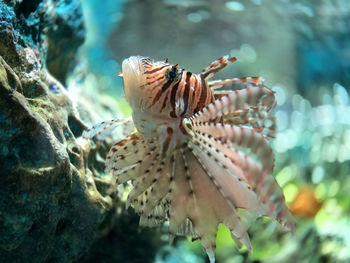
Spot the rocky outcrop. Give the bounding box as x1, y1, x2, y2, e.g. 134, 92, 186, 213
0, 53, 107, 262
0, 0, 84, 84
0, 1, 159, 262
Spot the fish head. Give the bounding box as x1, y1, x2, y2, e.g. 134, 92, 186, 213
121, 56, 180, 111
121, 56, 147, 103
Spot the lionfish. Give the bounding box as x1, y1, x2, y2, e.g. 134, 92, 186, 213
84, 55, 295, 262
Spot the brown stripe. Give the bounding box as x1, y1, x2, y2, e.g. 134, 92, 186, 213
179, 122, 188, 135
195, 77, 208, 112
146, 74, 164, 80
201, 56, 237, 79
191, 77, 197, 106
181, 72, 192, 116
151, 90, 163, 106
155, 71, 183, 108
144, 65, 168, 74
170, 81, 180, 109
161, 79, 173, 92
160, 96, 168, 112
152, 78, 174, 106
169, 71, 183, 118
162, 127, 173, 156
191, 77, 199, 113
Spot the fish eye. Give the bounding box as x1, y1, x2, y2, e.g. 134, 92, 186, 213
166, 66, 179, 82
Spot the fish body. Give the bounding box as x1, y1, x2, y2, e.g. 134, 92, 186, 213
122, 56, 214, 152
85, 55, 295, 262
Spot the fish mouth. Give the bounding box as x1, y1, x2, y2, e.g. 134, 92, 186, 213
121, 56, 148, 100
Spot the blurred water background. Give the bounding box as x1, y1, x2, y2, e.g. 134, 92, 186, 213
72, 0, 350, 262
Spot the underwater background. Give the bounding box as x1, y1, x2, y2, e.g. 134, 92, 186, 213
0, 0, 350, 262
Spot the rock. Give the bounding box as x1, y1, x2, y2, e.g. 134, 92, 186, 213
78, 207, 161, 263
45, 0, 85, 84
0, 1, 160, 262
0, 52, 109, 262
0, 0, 85, 84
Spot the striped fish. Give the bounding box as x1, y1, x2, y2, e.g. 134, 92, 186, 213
84, 55, 295, 262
